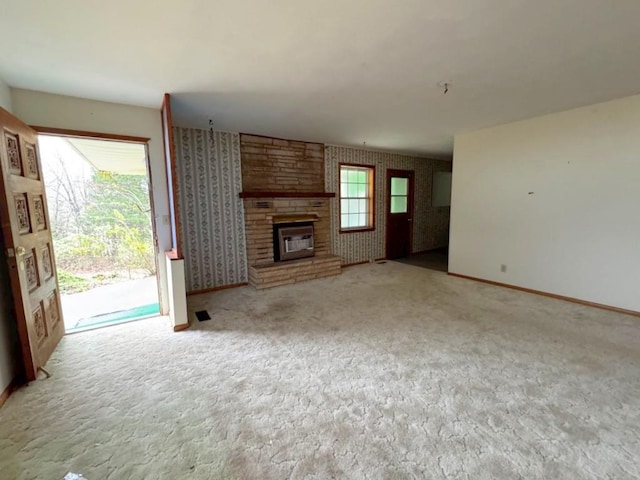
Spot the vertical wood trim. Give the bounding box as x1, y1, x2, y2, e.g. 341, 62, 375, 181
408, 171, 415, 255
161, 94, 182, 259
142, 143, 165, 313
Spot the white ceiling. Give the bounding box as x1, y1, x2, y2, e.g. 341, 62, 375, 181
66, 138, 148, 175
2, 0, 640, 158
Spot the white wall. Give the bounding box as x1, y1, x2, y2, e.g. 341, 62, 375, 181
450, 93, 640, 312
0, 77, 12, 112
165, 256, 188, 329
10, 88, 172, 314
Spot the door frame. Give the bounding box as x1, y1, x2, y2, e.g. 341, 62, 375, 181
33, 127, 164, 328
385, 169, 415, 259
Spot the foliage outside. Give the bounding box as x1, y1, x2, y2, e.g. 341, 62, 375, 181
44, 149, 156, 294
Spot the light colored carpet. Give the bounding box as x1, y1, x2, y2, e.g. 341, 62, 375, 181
0, 262, 639, 479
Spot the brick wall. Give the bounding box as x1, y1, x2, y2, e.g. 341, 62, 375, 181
240, 134, 325, 192
243, 198, 331, 266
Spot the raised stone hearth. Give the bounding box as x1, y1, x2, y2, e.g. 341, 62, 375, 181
249, 254, 341, 289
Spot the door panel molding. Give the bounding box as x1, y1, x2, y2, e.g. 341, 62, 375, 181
0, 107, 65, 382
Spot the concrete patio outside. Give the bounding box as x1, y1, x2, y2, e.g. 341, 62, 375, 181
61, 276, 159, 331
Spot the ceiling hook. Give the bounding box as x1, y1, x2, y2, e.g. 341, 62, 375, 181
208, 118, 215, 145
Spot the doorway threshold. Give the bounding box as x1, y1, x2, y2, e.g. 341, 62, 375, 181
65, 303, 161, 334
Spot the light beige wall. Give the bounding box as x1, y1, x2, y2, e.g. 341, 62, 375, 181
0, 77, 11, 112
450, 93, 640, 312
10, 88, 172, 313
165, 256, 187, 328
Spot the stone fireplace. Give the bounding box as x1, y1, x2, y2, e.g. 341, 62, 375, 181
239, 134, 341, 289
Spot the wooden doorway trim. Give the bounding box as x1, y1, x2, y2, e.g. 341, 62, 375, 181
31, 126, 149, 144
36, 128, 165, 323
141, 142, 163, 312
160, 94, 183, 259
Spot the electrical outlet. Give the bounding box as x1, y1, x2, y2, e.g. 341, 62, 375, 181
501, 264, 507, 273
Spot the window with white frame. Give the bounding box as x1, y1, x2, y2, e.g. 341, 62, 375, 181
339, 164, 374, 231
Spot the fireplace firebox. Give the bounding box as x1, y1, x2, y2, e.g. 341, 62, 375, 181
273, 222, 314, 262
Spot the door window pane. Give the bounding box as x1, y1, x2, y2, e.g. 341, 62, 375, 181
391, 177, 408, 196
391, 196, 408, 213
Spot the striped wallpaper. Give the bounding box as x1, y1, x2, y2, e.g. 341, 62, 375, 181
173, 127, 248, 292
325, 145, 451, 265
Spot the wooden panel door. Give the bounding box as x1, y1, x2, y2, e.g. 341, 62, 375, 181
0, 107, 64, 382
386, 169, 414, 259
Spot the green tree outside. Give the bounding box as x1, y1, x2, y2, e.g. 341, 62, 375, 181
53, 171, 156, 293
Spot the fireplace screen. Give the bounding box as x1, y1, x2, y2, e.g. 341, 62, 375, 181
274, 223, 314, 261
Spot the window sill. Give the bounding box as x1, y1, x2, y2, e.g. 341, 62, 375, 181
339, 227, 375, 234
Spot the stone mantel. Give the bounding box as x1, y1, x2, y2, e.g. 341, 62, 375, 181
272, 214, 319, 224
